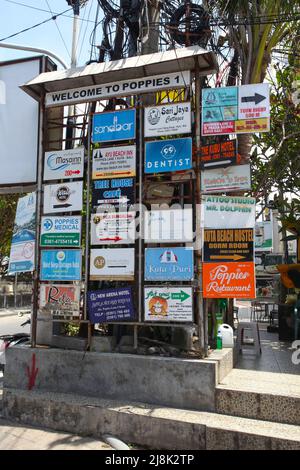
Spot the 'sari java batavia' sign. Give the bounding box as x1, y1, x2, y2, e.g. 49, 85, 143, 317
45, 71, 191, 107
144, 102, 191, 137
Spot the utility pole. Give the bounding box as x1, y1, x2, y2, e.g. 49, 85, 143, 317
66, 0, 83, 149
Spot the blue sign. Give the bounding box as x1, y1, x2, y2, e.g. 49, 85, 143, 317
88, 288, 135, 323
92, 109, 136, 143
202, 88, 238, 123
145, 137, 192, 174
40, 249, 82, 281
145, 247, 194, 281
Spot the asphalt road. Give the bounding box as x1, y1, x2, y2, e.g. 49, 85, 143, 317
0, 314, 30, 336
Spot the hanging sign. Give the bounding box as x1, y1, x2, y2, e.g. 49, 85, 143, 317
201, 164, 251, 193
45, 71, 191, 107
90, 212, 135, 245
39, 284, 81, 320
92, 109, 136, 143
43, 181, 83, 214
92, 179, 135, 211
40, 216, 81, 247
202, 195, 256, 229
144, 287, 193, 322
88, 287, 135, 323
200, 140, 237, 170
40, 249, 82, 281
43, 148, 84, 181
90, 248, 135, 280
8, 192, 36, 275
202, 83, 270, 136
145, 247, 194, 281
144, 102, 191, 137
145, 137, 192, 174
145, 208, 193, 243
92, 145, 136, 179
203, 229, 254, 263
203, 262, 256, 299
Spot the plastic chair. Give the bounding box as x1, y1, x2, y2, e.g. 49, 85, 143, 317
294, 300, 300, 341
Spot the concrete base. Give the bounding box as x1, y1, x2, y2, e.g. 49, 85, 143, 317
3, 388, 300, 450
4, 346, 233, 412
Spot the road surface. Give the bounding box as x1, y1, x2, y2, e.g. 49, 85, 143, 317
0, 313, 30, 336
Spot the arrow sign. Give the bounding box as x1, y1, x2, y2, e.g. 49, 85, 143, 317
53, 203, 73, 209
171, 290, 191, 302
211, 254, 246, 261
241, 93, 266, 105
100, 237, 122, 242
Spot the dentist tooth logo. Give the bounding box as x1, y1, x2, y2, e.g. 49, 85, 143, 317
148, 108, 160, 125
161, 144, 176, 159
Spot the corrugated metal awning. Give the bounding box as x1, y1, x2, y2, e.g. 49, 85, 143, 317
21, 45, 218, 102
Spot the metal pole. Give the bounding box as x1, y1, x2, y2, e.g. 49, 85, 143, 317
194, 62, 206, 356
67, 0, 80, 148
0, 42, 68, 69
31, 66, 46, 348
84, 113, 92, 320
14, 273, 17, 308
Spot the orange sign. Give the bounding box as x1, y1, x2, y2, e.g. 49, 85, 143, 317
203, 262, 256, 299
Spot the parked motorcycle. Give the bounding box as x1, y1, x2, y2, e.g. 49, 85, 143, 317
0, 318, 30, 372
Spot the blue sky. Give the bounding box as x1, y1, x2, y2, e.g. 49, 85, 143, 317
0, 0, 102, 69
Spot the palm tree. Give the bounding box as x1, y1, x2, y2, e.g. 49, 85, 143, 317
215, 0, 300, 161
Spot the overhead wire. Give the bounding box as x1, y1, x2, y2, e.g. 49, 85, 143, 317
44, 0, 71, 59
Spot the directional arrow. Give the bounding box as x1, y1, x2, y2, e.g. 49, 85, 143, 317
53, 203, 73, 209
210, 254, 246, 261
171, 290, 190, 302
100, 237, 122, 242
241, 93, 266, 105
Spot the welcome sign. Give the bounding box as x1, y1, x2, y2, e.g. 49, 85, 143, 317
40, 216, 81, 247
145, 137, 192, 174
92, 109, 136, 143
44, 148, 84, 181
145, 248, 194, 281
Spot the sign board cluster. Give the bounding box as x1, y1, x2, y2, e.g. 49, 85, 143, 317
202, 196, 256, 299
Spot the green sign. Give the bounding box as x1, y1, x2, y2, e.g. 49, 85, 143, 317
40, 216, 81, 247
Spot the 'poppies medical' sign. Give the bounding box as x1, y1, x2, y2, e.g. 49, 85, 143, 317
40, 216, 81, 247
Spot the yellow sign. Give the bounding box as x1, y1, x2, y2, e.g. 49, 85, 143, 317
235, 118, 269, 134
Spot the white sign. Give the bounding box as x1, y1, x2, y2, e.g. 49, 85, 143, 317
238, 83, 270, 120
44, 148, 84, 181
45, 71, 191, 107
43, 181, 83, 214
0, 58, 40, 185
255, 221, 273, 251
92, 145, 136, 179
202, 196, 256, 229
144, 208, 193, 243
90, 212, 135, 245
144, 102, 191, 137
90, 248, 135, 280
201, 164, 251, 193
144, 287, 193, 322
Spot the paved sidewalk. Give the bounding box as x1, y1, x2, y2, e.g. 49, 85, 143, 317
0, 417, 113, 450
0, 307, 31, 319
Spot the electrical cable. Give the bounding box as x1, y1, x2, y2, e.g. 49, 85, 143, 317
0, 8, 72, 42
78, 0, 95, 62
44, 0, 71, 59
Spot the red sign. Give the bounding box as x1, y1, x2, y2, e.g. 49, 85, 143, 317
203, 262, 256, 299
202, 121, 235, 136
